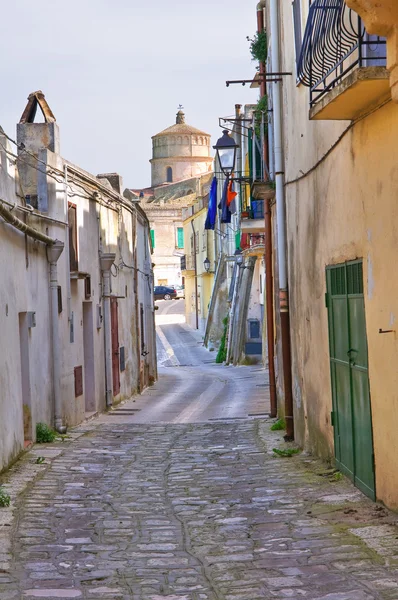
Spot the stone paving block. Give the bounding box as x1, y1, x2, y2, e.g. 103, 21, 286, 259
0, 419, 397, 599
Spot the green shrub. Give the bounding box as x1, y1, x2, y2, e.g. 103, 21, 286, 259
248, 30, 268, 64
36, 422, 57, 443
272, 447, 301, 458
216, 317, 229, 364
0, 487, 10, 507
270, 418, 286, 431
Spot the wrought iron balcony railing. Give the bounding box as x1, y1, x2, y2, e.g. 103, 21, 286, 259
297, 0, 386, 107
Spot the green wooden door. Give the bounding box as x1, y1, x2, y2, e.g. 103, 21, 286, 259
326, 261, 375, 500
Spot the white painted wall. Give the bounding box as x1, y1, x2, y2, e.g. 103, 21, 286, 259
0, 118, 156, 473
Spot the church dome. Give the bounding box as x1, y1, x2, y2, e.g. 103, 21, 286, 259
153, 110, 210, 138
150, 110, 212, 187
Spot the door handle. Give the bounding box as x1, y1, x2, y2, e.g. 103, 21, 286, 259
347, 348, 357, 355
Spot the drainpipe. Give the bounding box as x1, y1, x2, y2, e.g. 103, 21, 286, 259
46, 240, 66, 433
258, 0, 276, 417
64, 165, 73, 334
257, 1, 267, 100
191, 220, 199, 330
270, 0, 294, 439
264, 198, 277, 417
100, 253, 116, 407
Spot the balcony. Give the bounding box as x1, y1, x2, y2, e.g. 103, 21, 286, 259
241, 233, 265, 257
181, 254, 195, 271
298, 0, 389, 120
241, 199, 265, 234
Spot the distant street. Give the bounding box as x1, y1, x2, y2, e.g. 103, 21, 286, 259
1, 300, 398, 599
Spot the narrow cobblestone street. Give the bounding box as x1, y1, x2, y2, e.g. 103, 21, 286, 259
1, 301, 398, 600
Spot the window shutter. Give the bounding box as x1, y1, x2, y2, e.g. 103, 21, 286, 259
177, 227, 184, 248
150, 229, 155, 249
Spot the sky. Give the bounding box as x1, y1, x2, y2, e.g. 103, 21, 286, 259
0, 0, 258, 190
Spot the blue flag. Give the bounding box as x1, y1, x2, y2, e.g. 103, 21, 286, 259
205, 177, 218, 230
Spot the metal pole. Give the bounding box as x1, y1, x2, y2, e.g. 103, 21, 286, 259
270, 0, 294, 439
191, 220, 199, 330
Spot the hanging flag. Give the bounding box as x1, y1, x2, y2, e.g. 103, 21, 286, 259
204, 177, 217, 230
220, 176, 232, 224
227, 179, 237, 214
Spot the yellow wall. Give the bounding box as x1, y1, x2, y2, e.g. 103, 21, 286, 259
182, 208, 215, 332
275, 0, 398, 508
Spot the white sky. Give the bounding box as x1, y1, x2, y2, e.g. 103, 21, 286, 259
0, 0, 258, 189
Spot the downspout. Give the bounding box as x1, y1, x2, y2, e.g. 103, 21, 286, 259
270, 0, 294, 439
191, 220, 199, 330
264, 198, 277, 417
258, 0, 276, 417
64, 165, 73, 339
100, 253, 116, 407
47, 241, 66, 433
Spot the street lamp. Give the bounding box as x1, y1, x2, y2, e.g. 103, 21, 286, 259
213, 130, 239, 176
204, 257, 210, 272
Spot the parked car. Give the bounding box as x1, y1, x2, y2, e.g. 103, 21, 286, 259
175, 285, 185, 299
154, 285, 177, 300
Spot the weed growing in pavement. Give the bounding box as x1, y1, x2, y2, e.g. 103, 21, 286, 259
35, 456, 45, 464
272, 447, 301, 458
332, 471, 343, 481
0, 487, 11, 507
270, 419, 286, 431
36, 422, 57, 443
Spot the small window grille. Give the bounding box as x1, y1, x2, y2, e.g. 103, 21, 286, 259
330, 266, 346, 296
84, 276, 91, 299
57, 286, 62, 313
347, 262, 363, 295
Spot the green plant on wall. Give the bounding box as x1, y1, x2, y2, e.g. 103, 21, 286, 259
216, 317, 229, 364
0, 487, 10, 507
248, 30, 268, 64
254, 95, 268, 139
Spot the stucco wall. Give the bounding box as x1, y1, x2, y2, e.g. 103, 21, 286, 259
0, 120, 156, 473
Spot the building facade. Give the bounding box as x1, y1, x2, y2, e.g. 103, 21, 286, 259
0, 91, 156, 472
263, 0, 398, 508
133, 111, 213, 289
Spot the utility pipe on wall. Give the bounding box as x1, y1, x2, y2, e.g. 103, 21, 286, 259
47, 241, 66, 433
191, 220, 199, 330
100, 253, 116, 407
269, 0, 294, 439
257, 0, 276, 417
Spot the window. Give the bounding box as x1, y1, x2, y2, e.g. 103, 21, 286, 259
167, 167, 173, 182
177, 227, 184, 249
150, 229, 155, 249
292, 0, 302, 72
68, 203, 78, 271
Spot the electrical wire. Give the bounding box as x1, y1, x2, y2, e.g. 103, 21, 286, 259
285, 97, 392, 186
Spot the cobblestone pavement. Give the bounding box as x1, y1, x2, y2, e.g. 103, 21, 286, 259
1, 420, 398, 600
1, 303, 398, 599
